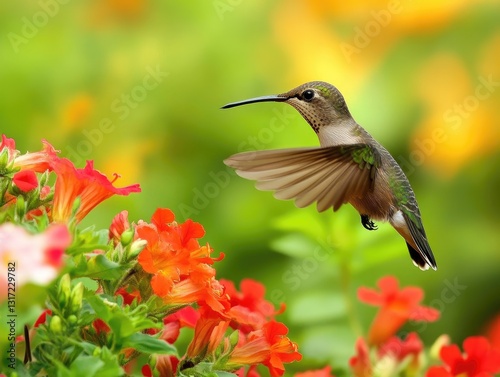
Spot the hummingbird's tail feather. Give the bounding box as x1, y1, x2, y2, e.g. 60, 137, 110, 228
406, 243, 431, 271
403, 212, 437, 271
224, 145, 376, 213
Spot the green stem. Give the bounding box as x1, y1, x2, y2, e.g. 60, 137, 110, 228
339, 248, 363, 338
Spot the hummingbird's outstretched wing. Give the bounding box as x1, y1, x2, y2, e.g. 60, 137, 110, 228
224, 144, 380, 212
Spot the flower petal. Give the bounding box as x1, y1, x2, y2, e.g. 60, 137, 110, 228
12, 170, 38, 192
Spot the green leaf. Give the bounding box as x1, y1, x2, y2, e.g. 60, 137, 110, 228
108, 313, 135, 339
123, 333, 178, 355
66, 354, 124, 377
179, 362, 237, 377
73, 276, 99, 292
77, 254, 124, 280
86, 295, 114, 320
67, 228, 109, 256
214, 372, 238, 377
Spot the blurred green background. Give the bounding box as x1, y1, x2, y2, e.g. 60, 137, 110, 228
2, 0, 500, 372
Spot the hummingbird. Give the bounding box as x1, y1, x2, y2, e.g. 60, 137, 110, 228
222, 81, 437, 271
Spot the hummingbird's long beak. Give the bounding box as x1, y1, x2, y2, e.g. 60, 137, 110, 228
221, 95, 288, 109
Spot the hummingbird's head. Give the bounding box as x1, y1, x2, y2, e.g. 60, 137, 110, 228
222, 81, 352, 133
280, 81, 352, 132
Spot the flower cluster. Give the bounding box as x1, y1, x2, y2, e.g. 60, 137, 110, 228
0, 135, 303, 376
123, 208, 302, 376
1, 135, 499, 377
348, 276, 500, 377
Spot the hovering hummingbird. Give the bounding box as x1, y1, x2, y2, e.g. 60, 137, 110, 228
222, 81, 437, 271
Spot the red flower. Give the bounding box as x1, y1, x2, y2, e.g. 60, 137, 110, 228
51, 158, 140, 222
34, 309, 52, 328
116, 287, 141, 305
228, 321, 302, 377
426, 336, 500, 377
0, 134, 16, 150
378, 332, 423, 368
14, 139, 59, 173
485, 314, 500, 351
165, 305, 199, 328
0, 134, 17, 163
235, 365, 261, 377
349, 337, 372, 377
294, 366, 335, 377
162, 306, 199, 344
136, 209, 226, 312
93, 318, 111, 335
186, 306, 230, 358
109, 210, 131, 245
165, 277, 227, 315
222, 279, 285, 333
12, 170, 38, 192
358, 276, 439, 345
155, 355, 179, 377
141, 364, 152, 377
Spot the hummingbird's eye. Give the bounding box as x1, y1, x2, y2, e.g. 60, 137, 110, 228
302, 89, 315, 101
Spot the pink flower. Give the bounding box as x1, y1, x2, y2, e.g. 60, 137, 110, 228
0, 223, 71, 300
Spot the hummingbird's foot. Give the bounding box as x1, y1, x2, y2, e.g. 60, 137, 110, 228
361, 215, 378, 231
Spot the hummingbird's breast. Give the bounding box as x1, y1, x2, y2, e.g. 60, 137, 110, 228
318, 122, 363, 147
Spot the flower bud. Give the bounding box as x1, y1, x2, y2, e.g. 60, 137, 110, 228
0, 148, 11, 169
430, 334, 450, 360
57, 274, 72, 310
68, 314, 78, 325
229, 330, 239, 349
38, 170, 50, 187
69, 282, 84, 314
120, 229, 134, 246
15, 195, 26, 218
49, 315, 63, 334
127, 239, 147, 260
